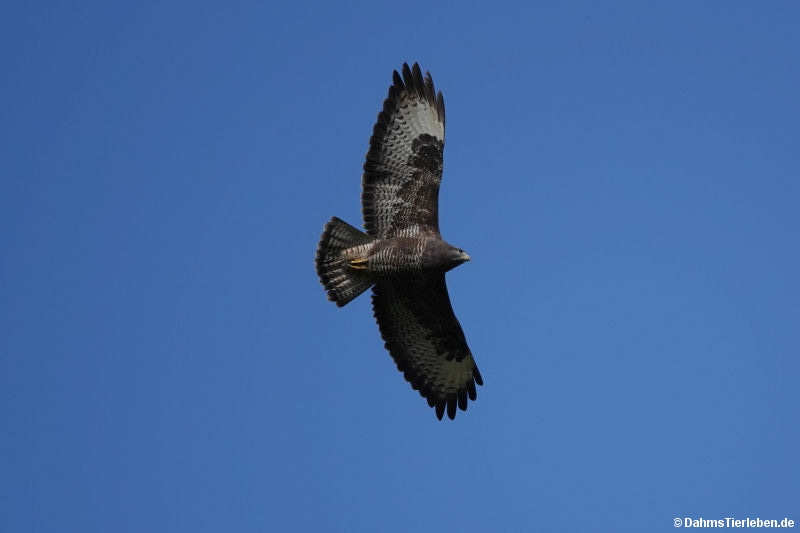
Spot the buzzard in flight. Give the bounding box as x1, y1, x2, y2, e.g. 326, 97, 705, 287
315, 63, 483, 420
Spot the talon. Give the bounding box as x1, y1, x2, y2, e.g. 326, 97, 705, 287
348, 258, 368, 270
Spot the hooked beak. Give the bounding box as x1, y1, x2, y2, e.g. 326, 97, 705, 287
461, 252, 471, 262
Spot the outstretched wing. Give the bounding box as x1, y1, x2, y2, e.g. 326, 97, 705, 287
372, 275, 483, 420
362, 63, 446, 239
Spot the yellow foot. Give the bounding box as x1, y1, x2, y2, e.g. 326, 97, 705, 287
348, 257, 368, 270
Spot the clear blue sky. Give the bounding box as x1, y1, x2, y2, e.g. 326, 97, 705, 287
2, 2, 799, 532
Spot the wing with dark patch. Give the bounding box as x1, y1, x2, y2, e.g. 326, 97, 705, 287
372, 275, 483, 420
362, 63, 446, 239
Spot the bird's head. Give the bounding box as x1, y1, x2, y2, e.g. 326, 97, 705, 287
423, 240, 471, 272
445, 245, 471, 271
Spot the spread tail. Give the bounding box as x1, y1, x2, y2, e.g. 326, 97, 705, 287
315, 217, 375, 307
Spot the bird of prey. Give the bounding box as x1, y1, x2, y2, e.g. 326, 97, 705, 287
315, 63, 482, 420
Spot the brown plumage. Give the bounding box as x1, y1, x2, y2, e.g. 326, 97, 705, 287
315, 63, 483, 420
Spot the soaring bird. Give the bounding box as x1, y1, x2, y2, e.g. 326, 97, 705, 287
315, 63, 482, 420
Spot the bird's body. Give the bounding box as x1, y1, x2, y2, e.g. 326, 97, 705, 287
346, 235, 467, 275
315, 63, 483, 420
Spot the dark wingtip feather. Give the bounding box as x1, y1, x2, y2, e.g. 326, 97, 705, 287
435, 402, 445, 420
391, 62, 444, 124
411, 63, 445, 124
458, 389, 468, 411
411, 63, 424, 98
473, 366, 484, 386
402, 63, 413, 87
446, 394, 457, 419
424, 71, 437, 111
467, 380, 477, 401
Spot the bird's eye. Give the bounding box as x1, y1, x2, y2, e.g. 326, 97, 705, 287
458, 249, 463, 253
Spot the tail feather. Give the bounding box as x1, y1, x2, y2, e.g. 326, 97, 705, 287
315, 217, 375, 307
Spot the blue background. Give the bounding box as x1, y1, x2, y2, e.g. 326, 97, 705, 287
3, 2, 798, 531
